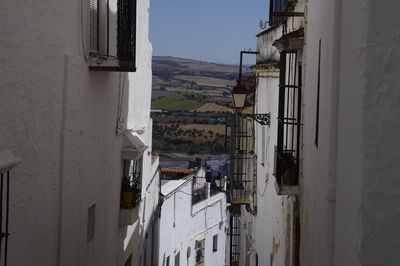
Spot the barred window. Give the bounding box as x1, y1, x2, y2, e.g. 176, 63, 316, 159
120, 156, 142, 209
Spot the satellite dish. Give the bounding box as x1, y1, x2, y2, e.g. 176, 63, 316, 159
259, 19, 264, 29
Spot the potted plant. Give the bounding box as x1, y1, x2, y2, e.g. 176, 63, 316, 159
121, 177, 133, 208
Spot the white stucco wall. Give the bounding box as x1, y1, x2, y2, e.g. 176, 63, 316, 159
297, 0, 400, 265
0, 0, 154, 265
252, 69, 293, 266
335, 1, 400, 265
158, 171, 227, 266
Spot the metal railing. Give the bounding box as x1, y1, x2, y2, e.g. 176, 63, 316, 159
276, 51, 301, 187
228, 114, 256, 205
269, 0, 303, 26
192, 177, 208, 205
120, 157, 142, 209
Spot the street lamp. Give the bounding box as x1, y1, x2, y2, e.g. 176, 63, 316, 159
231, 50, 271, 126
231, 83, 247, 110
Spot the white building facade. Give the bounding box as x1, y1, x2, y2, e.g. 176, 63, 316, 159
0, 0, 157, 266
158, 169, 228, 266
230, 0, 400, 265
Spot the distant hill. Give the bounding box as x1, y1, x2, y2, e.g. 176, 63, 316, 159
152, 56, 250, 107
153, 56, 244, 75
151, 56, 245, 154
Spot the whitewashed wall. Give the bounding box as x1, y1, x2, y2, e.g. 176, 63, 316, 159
158, 170, 227, 266
252, 69, 292, 266
0, 0, 153, 265
299, 0, 400, 265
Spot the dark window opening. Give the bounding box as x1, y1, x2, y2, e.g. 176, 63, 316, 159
195, 239, 205, 265
87, 204, 96, 242
192, 177, 208, 205
213, 234, 218, 252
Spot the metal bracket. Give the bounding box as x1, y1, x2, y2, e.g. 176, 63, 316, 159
241, 113, 271, 126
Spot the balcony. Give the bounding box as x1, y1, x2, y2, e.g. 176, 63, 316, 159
228, 114, 256, 205
269, 0, 303, 26
119, 157, 142, 226
192, 177, 208, 205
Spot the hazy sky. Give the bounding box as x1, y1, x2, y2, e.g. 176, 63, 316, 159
149, 0, 268, 65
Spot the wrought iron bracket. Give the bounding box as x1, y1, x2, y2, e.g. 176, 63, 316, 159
240, 113, 271, 126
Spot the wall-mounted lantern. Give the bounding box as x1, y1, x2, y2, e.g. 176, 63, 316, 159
231, 51, 271, 126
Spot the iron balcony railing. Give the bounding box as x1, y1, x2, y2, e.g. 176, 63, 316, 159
269, 0, 303, 26
192, 177, 208, 205
276, 51, 301, 188
229, 211, 241, 266
228, 114, 256, 205
120, 157, 142, 209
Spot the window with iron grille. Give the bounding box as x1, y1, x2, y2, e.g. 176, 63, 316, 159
120, 156, 142, 209
269, 0, 302, 26
88, 0, 136, 71
195, 239, 205, 265
229, 114, 255, 205
276, 51, 301, 187
192, 177, 208, 205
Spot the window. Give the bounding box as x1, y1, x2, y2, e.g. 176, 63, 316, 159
269, 0, 303, 27
120, 156, 142, 209
88, 0, 137, 71
276, 51, 301, 189
166, 256, 170, 266
192, 177, 208, 205
174, 252, 180, 266
213, 234, 218, 252
87, 204, 96, 242
195, 239, 205, 265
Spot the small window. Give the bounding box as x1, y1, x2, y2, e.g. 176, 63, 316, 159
192, 177, 208, 205
195, 239, 205, 265
120, 157, 143, 209
212, 234, 218, 252
166, 256, 170, 266
87, 204, 96, 242
175, 252, 180, 266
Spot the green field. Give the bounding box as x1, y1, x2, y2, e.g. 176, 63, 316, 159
151, 93, 204, 111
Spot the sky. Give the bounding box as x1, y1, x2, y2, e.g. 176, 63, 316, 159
149, 0, 268, 65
